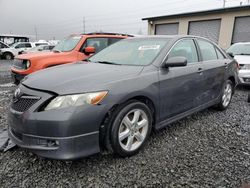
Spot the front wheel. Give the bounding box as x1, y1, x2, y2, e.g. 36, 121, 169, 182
216, 80, 234, 111
4, 52, 13, 60
109, 101, 153, 157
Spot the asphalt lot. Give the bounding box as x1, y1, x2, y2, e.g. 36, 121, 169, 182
0, 59, 250, 187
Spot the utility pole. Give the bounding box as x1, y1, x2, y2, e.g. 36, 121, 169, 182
34, 26, 38, 41
248, 0, 250, 5
223, 0, 226, 8
83, 17, 85, 33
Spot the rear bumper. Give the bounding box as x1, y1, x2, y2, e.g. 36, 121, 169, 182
8, 127, 99, 160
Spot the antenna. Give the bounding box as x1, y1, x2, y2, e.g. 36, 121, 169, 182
83, 17, 86, 33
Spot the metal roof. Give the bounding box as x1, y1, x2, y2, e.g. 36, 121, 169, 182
142, 5, 250, 21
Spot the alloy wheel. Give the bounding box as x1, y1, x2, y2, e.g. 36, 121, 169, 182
222, 82, 232, 107
118, 109, 149, 152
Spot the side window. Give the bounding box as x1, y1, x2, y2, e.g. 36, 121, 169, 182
24, 43, 32, 48
215, 47, 225, 59
85, 38, 108, 53
197, 39, 218, 61
109, 38, 122, 45
44, 46, 50, 50
168, 39, 198, 64
15, 44, 22, 48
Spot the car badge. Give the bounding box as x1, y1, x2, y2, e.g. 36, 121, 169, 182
13, 88, 21, 102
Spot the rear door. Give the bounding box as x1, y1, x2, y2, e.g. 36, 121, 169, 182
159, 38, 204, 121
195, 38, 226, 103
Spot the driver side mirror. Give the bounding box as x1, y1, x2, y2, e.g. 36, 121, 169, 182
227, 52, 234, 58
84, 46, 95, 55
163, 57, 187, 68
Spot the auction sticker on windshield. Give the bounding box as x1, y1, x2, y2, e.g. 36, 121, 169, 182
138, 45, 160, 50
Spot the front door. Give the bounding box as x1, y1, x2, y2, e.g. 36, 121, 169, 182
159, 38, 204, 121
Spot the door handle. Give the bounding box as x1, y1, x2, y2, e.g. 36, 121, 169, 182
197, 68, 203, 74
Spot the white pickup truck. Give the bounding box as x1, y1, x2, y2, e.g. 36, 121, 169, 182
0, 41, 49, 60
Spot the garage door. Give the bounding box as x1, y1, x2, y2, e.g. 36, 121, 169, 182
188, 19, 221, 43
232, 16, 250, 43
155, 23, 179, 35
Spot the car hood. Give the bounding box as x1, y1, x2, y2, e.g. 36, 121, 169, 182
22, 62, 144, 95
0, 47, 13, 51
17, 52, 67, 60
234, 55, 250, 65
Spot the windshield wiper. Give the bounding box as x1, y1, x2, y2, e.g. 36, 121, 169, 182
234, 53, 250, 56
53, 49, 61, 53
96, 61, 120, 65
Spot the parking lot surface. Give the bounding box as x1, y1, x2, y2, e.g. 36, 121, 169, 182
0, 60, 249, 187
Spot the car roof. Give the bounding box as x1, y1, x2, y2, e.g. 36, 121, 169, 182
125, 35, 213, 41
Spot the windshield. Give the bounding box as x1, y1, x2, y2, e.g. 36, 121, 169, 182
53, 36, 82, 52
89, 38, 170, 66
227, 43, 250, 56
9, 43, 18, 48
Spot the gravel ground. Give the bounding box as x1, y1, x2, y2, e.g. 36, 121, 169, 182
0, 60, 12, 84
0, 63, 249, 187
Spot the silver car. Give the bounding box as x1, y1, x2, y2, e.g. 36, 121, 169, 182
227, 43, 250, 85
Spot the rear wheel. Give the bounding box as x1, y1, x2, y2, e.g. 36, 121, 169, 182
216, 80, 234, 110
109, 101, 152, 157
4, 52, 13, 60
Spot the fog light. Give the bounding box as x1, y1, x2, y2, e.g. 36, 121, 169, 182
244, 78, 250, 82
47, 140, 59, 147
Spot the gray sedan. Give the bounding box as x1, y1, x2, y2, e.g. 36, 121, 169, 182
8, 36, 239, 160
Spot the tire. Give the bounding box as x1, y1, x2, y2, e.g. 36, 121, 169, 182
4, 52, 13, 60
216, 80, 234, 111
109, 100, 153, 157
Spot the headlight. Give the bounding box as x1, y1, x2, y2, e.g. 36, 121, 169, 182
24, 60, 31, 69
44, 91, 108, 111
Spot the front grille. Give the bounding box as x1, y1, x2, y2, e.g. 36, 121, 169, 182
13, 59, 26, 70
11, 96, 40, 112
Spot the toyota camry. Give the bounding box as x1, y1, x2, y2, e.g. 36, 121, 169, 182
8, 36, 239, 160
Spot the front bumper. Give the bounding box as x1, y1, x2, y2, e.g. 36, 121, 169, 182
239, 70, 250, 85
8, 126, 99, 160
7, 84, 109, 160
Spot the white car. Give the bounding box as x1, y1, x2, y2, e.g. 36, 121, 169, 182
0, 41, 9, 49
20, 45, 55, 54
0, 42, 35, 60
0, 41, 50, 60
227, 42, 250, 85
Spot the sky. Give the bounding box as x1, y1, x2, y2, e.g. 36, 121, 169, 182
0, 0, 248, 40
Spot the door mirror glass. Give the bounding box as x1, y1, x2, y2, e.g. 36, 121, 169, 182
84, 46, 95, 54
227, 52, 234, 58
164, 57, 187, 67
